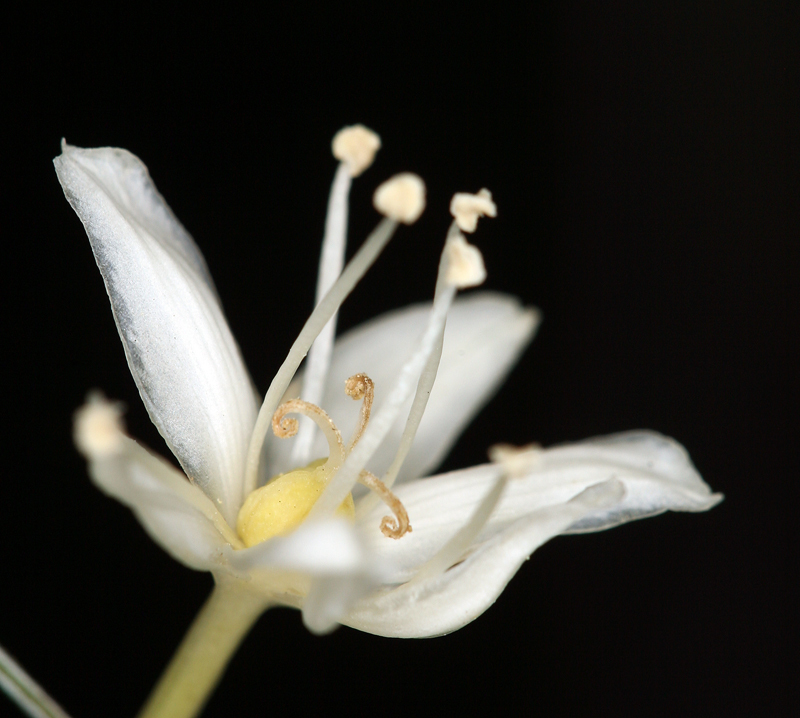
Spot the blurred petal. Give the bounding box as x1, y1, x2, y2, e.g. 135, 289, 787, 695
55, 144, 258, 524
358, 431, 721, 582
224, 519, 388, 634
345, 480, 625, 637
302, 572, 378, 635
225, 518, 379, 633
228, 519, 365, 575
264, 292, 538, 480
87, 436, 236, 571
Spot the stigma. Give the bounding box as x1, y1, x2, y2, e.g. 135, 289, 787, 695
236, 374, 412, 548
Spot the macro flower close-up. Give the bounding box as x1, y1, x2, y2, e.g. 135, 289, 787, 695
4, 6, 795, 717
40, 125, 723, 717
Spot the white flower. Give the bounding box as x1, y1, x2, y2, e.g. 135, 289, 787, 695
54, 131, 721, 640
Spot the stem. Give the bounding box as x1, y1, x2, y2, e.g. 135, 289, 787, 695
136, 580, 267, 718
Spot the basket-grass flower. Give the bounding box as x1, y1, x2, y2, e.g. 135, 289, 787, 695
54, 126, 721, 718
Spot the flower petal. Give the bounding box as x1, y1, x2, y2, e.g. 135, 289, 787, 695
302, 572, 380, 635
344, 479, 625, 637
554, 432, 724, 532
264, 292, 538, 480
228, 519, 366, 576
87, 436, 236, 571
225, 519, 384, 633
358, 431, 722, 583
55, 144, 258, 523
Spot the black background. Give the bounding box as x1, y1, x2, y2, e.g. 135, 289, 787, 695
3, 3, 797, 717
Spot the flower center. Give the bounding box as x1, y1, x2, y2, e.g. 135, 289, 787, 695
236, 459, 355, 547
235, 374, 411, 548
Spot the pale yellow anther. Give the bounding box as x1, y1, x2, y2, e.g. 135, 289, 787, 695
449, 188, 497, 233
332, 125, 382, 177
74, 392, 125, 459
488, 442, 543, 478
444, 233, 487, 288
373, 173, 426, 224
236, 460, 355, 547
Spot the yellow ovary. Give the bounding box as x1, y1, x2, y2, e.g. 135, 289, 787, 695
236, 459, 355, 547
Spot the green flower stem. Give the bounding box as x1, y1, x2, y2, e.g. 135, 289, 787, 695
137, 579, 267, 718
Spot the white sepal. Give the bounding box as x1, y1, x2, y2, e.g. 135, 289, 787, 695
555, 432, 724, 532
87, 436, 236, 571
264, 292, 539, 482
227, 518, 365, 575
358, 431, 721, 583
302, 570, 380, 635
344, 480, 625, 637
225, 518, 383, 633
54, 144, 258, 524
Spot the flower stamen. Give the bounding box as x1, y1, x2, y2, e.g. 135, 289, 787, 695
449, 188, 497, 233
313, 226, 487, 523
373, 173, 426, 224
332, 125, 381, 178
73, 391, 126, 459
245, 213, 407, 495
358, 205, 493, 521
291, 126, 380, 467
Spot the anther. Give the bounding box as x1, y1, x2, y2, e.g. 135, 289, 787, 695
74, 391, 126, 459
332, 125, 381, 177
449, 188, 497, 233
444, 233, 487, 288
488, 442, 543, 478
373, 173, 426, 224
344, 373, 374, 452
358, 470, 412, 539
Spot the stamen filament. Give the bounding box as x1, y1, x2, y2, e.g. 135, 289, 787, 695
408, 469, 507, 585
345, 373, 374, 453
382, 221, 461, 486
356, 221, 462, 519
308, 280, 460, 522
271, 399, 346, 471
357, 470, 412, 539
244, 216, 399, 496
291, 163, 352, 467
313, 227, 484, 521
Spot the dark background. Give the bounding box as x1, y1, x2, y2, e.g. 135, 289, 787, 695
3, 3, 797, 717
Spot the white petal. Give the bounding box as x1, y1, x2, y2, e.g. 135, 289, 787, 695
55, 144, 258, 523
554, 432, 724, 532
87, 436, 234, 571
358, 431, 721, 582
302, 573, 378, 635
228, 519, 366, 576
263, 292, 538, 480
344, 480, 625, 637
225, 519, 381, 633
